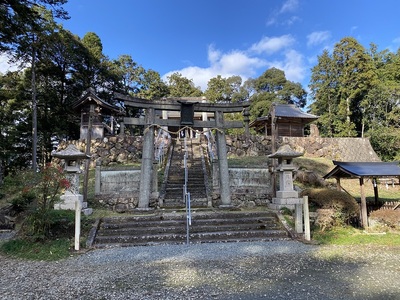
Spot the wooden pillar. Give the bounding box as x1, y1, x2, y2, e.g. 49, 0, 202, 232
271, 103, 277, 154
372, 177, 379, 205
336, 178, 341, 191
138, 108, 155, 209
360, 177, 368, 228
271, 103, 277, 197
83, 104, 95, 202
215, 111, 231, 207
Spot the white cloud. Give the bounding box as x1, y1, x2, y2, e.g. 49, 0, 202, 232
280, 0, 299, 13
163, 48, 267, 91
162, 34, 307, 91
393, 37, 400, 44
307, 31, 331, 47
267, 0, 300, 26
249, 35, 295, 55
0, 53, 20, 74
267, 49, 306, 83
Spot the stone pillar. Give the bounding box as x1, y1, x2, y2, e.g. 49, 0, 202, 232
152, 160, 159, 199
243, 107, 250, 140
215, 111, 231, 207
119, 120, 125, 135
95, 160, 101, 195
138, 108, 155, 209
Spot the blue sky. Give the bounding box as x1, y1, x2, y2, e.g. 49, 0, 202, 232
2, 0, 400, 99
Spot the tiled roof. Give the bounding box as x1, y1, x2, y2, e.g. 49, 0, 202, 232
324, 161, 400, 179
274, 104, 318, 119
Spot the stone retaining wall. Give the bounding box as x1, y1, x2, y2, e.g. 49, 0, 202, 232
59, 134, 380, 211
226, 135, 380, 162
94, 165, 141, 211
58, 135, 143, 167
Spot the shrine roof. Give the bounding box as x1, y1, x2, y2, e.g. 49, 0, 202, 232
72, 89, 124, 114
250, 103, 318, 128
323, 161, 400, 179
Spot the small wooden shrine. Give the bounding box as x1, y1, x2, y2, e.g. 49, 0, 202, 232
250, 103, 318, 137
72, 89, 124, 140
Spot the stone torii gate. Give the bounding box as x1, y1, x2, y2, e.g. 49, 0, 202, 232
113, 93, 250, 209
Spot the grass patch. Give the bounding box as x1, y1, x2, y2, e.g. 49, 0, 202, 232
228, 156, 270, 168
0, 238, 72, 261
313, 226, 400, 246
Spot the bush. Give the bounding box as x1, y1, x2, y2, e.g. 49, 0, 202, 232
295, 170, 325, 187
22, 209, 76, 241
369, 209, 400, 230
301, 188, 360, 230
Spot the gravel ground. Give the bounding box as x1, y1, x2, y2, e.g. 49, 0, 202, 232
1, 240, 400, 300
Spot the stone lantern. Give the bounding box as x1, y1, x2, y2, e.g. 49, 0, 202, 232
268, 144, 303, 210
52, 144, 92, 214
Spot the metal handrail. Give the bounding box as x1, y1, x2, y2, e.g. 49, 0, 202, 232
183, 135, 192, 245
154, 129, 171, 166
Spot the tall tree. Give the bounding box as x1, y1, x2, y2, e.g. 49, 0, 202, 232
332, 37, 376, 136
309, 37, 377, 137
0, 0, 68, 51
167, 73, 202, 97
309, 50, 338, 137
73, 32, 105, 92
204, 75, 243, 103
249, 67, 307, 120
137, 69, 168, 100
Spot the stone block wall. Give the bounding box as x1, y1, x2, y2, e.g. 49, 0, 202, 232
94, 165, 141, 211
282, 136, 381, 162
57, 135, 143, 167
212, 166, 274, 207
225, 134, 380, 162
225, 134, 273, 157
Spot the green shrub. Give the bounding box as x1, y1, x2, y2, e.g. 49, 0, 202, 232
301, 188, 360, 230
22, 209, 75, 241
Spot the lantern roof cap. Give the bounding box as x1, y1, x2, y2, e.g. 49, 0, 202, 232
52, 144, 90, 160
268, 144, 304, 159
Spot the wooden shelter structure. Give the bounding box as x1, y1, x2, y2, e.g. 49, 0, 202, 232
250, 103, 318, 137
323, 161, 400, 228
72, 89, 124, 140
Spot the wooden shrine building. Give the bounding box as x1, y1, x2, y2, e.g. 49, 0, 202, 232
250, 103, 318, 137
72, 89, 124, 140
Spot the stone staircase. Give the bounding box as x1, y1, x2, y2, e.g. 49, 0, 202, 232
92, 209, 290, 248
161, 137, 208, 208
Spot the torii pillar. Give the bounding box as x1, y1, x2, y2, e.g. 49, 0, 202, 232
215, 110, 231, 207
138, 107, 155, 209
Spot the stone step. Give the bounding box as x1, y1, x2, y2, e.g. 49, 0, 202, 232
92, 210, 289, 247
94, 229, 288, 247
98, 219, 281, 235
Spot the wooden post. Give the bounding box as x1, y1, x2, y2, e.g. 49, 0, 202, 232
83, 104, 95, 202
271, 103, 277, 197
360, 177, 368, 228
295, 203, 303, 233
94, 160, 101, 195
303, 196, 311, 241
271, 103, 277, 154
372, 177, 379, 205
75, 200, 81, 251
336, 178, 341, 191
